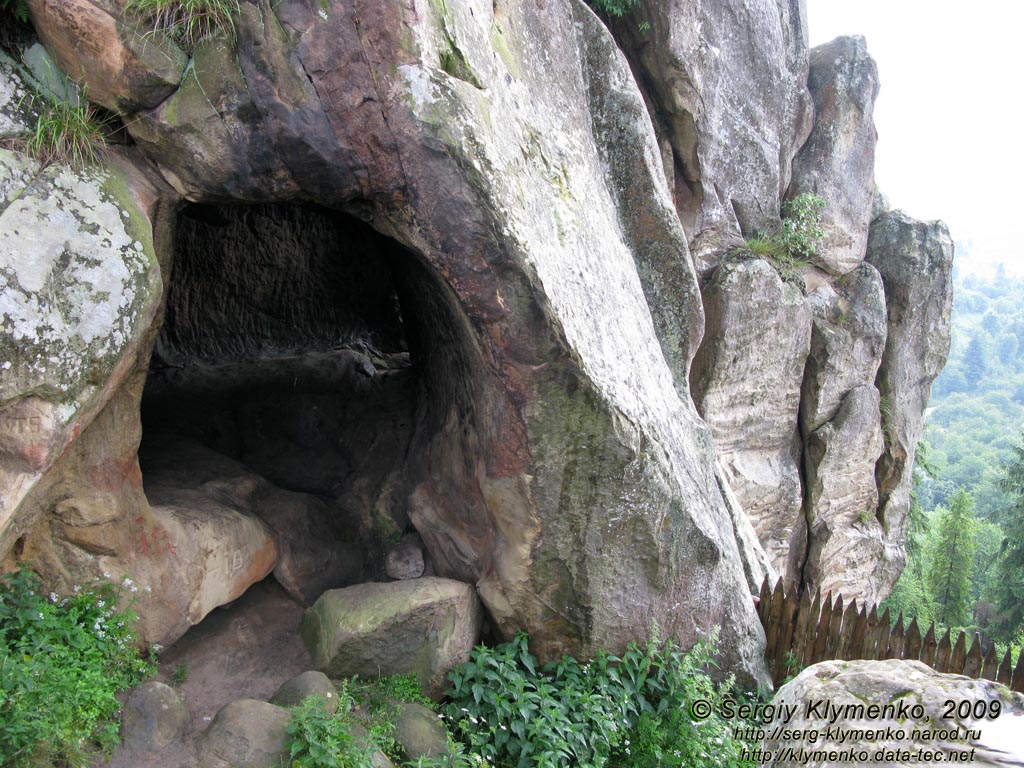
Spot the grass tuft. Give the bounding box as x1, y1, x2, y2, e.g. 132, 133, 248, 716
127, 0, 241, 50
21, 92, 107, 170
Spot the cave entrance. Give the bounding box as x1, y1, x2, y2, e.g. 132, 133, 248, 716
139, 201, 423, 608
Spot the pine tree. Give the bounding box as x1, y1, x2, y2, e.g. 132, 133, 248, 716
926, 488, 977, 627
991, 443, 1024, 640
962, 335, 988, 387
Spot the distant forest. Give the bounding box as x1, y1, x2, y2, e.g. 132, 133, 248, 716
884, 257, 1024, 650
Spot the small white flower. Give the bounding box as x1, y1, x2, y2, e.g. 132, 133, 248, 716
37, 612, 44, 620
130, 585, 138, 593
144, 585, 152, 594
152, 644, 163, 652
73, 585, 81, 593
103, 571, 111, 579
122, 577, 133, 587
317, 8, 328, 19
97, 600, 105, 608
49, 592, 58, 602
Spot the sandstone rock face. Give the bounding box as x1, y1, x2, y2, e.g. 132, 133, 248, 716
301, 578, 482, 697
612, 0, 814, 265
798, 264, 889, 598
866, 211, 954, 588
692, 258, 811, 572
386, 533, 427, 581
2, 0, 957, 685
789, 36, 880, 275
767, 660, 1024, 766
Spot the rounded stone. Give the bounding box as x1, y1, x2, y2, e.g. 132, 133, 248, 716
269, 670, 338, 714
121, 680, 190, 752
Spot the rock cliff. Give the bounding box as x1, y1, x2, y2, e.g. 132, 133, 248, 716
0, 0, 952, 683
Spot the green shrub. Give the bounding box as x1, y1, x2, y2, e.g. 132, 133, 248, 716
733, 192, 827, 287
0, 0, 29, 24
0, 567, 157, 768
285, 687, 378, 768
21, 91, 107, 169
126, 0, 240, 50
442, 629, 755, 768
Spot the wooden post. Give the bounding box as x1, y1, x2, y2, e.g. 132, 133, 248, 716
811, 593, 833, 666
1012, 650, 1024, 693
981, 644, 1000, 681
824, 596, 844, 661
889, 615, 906, 660
934, 629, 953, 674
920, 623, 937, 668
765, 579, 786, 667
876, 608, 892, 661
905, 618, 922, 661
798, 590, 820, 669
774, 584, 800, 682
862, 605, 881, 661
996, 647, 1014, 687
950, 631, 968, 675
964, 634, 984, 679
837, 599, 859, 660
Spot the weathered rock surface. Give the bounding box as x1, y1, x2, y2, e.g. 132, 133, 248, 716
798, 264, 888, 597
612, 0, 814, 265
692, 258, 811, 573
866, 211, 954, 591
120, 681, 190, 753
766, 660, 1024, 766
195, 699, 291, 768
789, 36, 880, 275
301, 578, 482, 697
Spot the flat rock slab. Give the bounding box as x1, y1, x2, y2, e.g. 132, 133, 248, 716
301, 578, 481, 697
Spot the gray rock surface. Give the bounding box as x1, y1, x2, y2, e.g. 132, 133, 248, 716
766, 660, 1024, 766
612, 0, 813, 265
121, 681, 190, 753
395, 701, 451, 762
301, 578, 482, 697
866, 211, 954, 594
386, 533, 427, 581
789, 36, 880, 275
692, 258, 811, 573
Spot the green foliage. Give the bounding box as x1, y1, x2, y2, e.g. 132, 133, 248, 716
991, 442, 1024, 639
585, 0, 641, 17
285, 687, 378, 768
0, 568, 157, 768
926, 489, 978, 627
21, 91, 107, 169
0, 0, 29, 24
170, 661, 189, 687
441, 629, 754, 768
126, 0, 240, 50
733, 193, 826, 287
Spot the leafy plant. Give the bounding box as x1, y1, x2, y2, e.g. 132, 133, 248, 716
170, 661, 189, 687
20, 91, 107, 169
733, 193, 827, 287
442, 628, 755, 768
0, 0, 29, 24
285, 687, 378, 768
0, 568, 157, 768
126, 0, 240, 50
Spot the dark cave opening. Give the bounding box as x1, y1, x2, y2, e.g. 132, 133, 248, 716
139, 202, 428, 606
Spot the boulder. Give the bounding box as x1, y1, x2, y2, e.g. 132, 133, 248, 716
789, 36, 880, 275
270, 671, 339, 714
766, 660, 1024, 766
120, 681, 190, 753
691, 258, 811, 574
25, 0, 186, 113
0, 128, 162, 558
301, 578, 482, 697
386, 533, 427, 581
195, 699, 291, 768
866, 211, 954, 595
611, 0, 814, 263
394, 701, 450, 762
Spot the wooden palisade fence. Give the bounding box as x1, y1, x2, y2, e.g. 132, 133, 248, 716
756, 576, 1024, 692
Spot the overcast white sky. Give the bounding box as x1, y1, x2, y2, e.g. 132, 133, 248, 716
803, 1, 1024, 275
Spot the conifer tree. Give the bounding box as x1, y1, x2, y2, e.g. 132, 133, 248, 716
926, 488, 977, 627
991, 443, 1024, 639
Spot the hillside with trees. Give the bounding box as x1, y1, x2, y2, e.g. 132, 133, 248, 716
885, 259, 1024, 647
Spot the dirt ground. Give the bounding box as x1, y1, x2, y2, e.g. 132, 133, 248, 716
96, 578, 311, 768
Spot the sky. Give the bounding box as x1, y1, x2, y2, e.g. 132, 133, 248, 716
803, 1, 1024, 276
